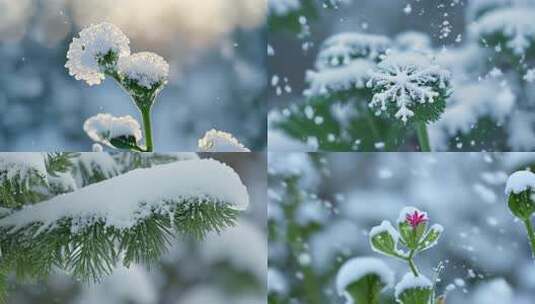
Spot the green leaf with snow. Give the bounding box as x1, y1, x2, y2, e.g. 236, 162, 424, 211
369, 221, 405, 259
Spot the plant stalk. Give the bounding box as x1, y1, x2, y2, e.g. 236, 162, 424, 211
140, 107, 153, 152
415, 121, 431, 152
407, 250, 420, 277
523, 219, 535, 259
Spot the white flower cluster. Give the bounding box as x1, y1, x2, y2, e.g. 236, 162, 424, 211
367, 52, 451, 123
83, 113, 142, 148
66, 22, 169, 89
118, 52, 169, 89
198, 129, 250, 152
65, 22, 130, 86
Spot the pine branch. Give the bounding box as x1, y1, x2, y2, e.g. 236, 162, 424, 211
45, 153, 79, 177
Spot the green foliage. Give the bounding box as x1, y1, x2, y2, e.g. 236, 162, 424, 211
507, 189, 535, 221
445, 117, 509, 151
114, 152, 194, 172
345, 274, 385, 304
0, 171, 47, 209
45, 153, 79, 177
370, 228, 404, 259
396, 285, 433, 304
268, 0, 318, 33
174, 202, 240, 240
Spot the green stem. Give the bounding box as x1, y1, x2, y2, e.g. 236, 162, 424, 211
523, 219, 535, 259
415, 121, 431, 152
407, 250, 420, 277
140, 107, 153, 152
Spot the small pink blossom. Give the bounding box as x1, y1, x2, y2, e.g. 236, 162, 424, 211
406, 210, 427, 229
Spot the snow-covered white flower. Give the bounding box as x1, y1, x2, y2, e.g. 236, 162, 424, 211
83, 113, 142, 148
316, 32, 391, 69
65, 22, 130, 86
367, 52, 451, 124
470, 7, 535, 57
117, 52, 169, 90
198, 129, 250, 152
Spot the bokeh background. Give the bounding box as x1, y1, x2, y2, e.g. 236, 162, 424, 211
268, 152, 535, 303
0, 0, 267, 151
8, 152, 267, 304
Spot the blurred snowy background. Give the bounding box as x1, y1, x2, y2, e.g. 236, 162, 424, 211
268, 0, 535, 151
268, 152, 535, 303
8, 153, 267, 304
0, 0, 266, 151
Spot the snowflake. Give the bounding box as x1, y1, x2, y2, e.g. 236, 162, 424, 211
367, 52, 451, 123
83, 113, 142, 148
65, 22, 130, 86
117, 52, 169, 90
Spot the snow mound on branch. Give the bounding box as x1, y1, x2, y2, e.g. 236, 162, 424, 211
316, 32, 391, 69
0, 153, 47, 180
336, 256, 394, 296
83, 113, 142, 147
0, 159, 249, 232
75, 152, 119, 182
198, 129, 250, 152
117, 52, 169, 89
268, 0, 301, 16
367, 52, 450, 123
394, 272, 432, 298
304, 59, 374, 97
65, 22, 130, 86
470, 7, 535, 55
505, 170, 535, 194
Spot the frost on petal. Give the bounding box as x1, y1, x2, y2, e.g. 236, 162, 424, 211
0, 159, 249, 232
304, 59, 374, 98
65, 22, 130, 86
316, 32, 391, 69
336, 256, 394, 299
367, 52, 451, 124
198, 129, 250, 152
83, 113, 142, 148
117, 52, 169, 90
470, 7, 535, 56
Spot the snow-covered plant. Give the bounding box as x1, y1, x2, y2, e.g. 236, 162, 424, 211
336, 256, 393, 304
0, 152, 249, 302
369, 207, 444, 304
66, 22, 248, 152
505, 170, 535, 257
198, 129, 251, 152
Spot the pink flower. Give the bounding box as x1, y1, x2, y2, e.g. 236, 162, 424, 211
406, 210, 427, 229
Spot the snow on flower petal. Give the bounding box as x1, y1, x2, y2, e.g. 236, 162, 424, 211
83, 113, 142, 148
117, 52, 169, 90
367, 52, 451, 123
198, 129, 250, 152
65, 22, 130, 86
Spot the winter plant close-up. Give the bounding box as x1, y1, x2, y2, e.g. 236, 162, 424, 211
0, 152, 266, 304
268, 0, 535, 151
268, 153, 535, 304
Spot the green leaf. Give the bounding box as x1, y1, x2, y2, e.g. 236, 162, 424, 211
508, 189, 535, 221
369, 221, 405, 259
397, 286, 433, 304
344, 274, 385, 304
398, 221, 427, 251
417, 224, 443, 252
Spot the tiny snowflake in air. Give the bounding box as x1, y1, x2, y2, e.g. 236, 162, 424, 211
65, 22, 130, 86
367, 52, 451, 124
198, 129, 250, 152
83, 113, 142, 148
117, 52, 169, 90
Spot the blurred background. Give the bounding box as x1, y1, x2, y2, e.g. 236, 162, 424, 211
268, 152, 535, 303
0, 0, 267, 151
8, 152, 267, 304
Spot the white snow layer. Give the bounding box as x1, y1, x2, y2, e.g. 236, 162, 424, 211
198, 129, 250, 152
83, 113, 142, 147
394, 272, 432, 299
505, 170, 535, 194
65, 22, 130, 85
304, 59, 374, 97
117, 52, 169, 89
0, 159, 249, 232
0, 152, 47, 180
336, 256, 394, 296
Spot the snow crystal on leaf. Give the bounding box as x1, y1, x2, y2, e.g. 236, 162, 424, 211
198, 129, 250, 152
83, 113, 142, 148
304, 59, 374, 97
65, 22, 130, 86
336, 256, 394, 296
316, 32, 391, 69
394, 272, 432, 299
505, 170, 535, 195
117, 52, 169, 89
0, 159, 249, 232
367, 52, 451, 123
470, 7, 535, 56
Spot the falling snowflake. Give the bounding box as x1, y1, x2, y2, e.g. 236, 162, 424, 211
367, 52, 451, 123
